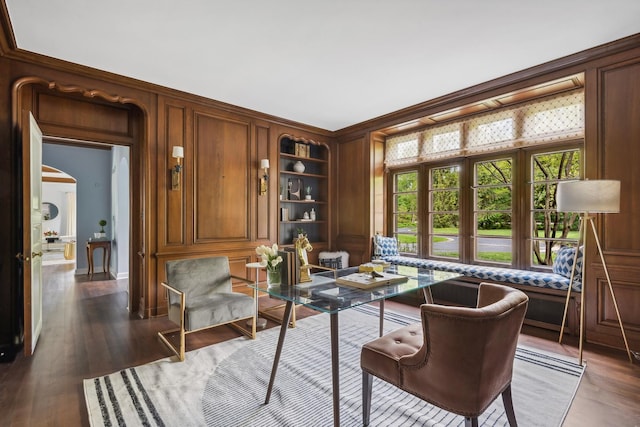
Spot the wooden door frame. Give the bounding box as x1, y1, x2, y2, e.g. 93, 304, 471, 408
12, 76, 149, 330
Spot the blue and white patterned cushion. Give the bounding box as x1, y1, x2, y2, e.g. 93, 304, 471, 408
552, 246, 583, 283
373, 235, 399, 257
382, 255, 581, 292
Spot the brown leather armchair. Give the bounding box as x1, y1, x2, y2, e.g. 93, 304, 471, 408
361, 282, 529, 427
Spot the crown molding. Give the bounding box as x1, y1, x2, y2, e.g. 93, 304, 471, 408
336, 32, 640, 141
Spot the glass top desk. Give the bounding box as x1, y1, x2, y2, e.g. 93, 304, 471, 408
249, 265, 461, 427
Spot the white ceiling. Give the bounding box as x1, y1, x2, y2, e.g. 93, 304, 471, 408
6, 0, 640, 131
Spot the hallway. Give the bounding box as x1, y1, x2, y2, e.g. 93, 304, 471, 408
0, 264, 168, 425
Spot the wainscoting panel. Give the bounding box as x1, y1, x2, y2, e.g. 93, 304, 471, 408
35, 88, 134, 144
164, 103, 186, 245
194, 112, 251, 242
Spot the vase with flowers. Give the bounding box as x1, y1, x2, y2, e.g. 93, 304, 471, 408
44, 230, 58, 243
255, 243, 283, 286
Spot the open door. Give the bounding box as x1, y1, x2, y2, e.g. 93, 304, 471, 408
21, 111, 44, 355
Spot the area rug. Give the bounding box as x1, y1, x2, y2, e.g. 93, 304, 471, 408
84, 305, 584, 427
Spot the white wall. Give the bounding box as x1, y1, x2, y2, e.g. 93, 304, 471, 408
42, 181, 76, 238
111, 147, 130, 279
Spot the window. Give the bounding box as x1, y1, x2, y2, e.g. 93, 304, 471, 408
386, 89, 584, 165
474, 158, 513, 263
468, 114, 516, 150
385, 132, 420, 167
392, 171, 418, 254
385, 86, 584, 269
429, 165, 460, 258
531, 149, 581, 266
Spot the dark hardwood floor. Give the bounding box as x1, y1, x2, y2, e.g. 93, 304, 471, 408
1, 263, 638, 426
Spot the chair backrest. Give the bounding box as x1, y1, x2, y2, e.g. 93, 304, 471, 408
165, 256, 233, 300
403, 282, 528, 415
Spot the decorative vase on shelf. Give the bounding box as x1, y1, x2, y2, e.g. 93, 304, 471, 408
293, 161, 305, 173
267, 268, 281, 287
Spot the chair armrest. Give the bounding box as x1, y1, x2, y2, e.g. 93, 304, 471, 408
160, 281, 185, 329
160, 281, 184, 297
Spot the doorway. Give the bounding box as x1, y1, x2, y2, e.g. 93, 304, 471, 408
42, 142, 130, 278
14, 77, 147, 357
42, 165, 77, 267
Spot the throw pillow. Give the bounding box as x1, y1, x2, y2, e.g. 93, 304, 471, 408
374, 235, 399, 257
552, 246, 583, 282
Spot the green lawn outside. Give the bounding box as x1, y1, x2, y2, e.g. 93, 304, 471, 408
433, 228, 579, 239
399, 227, 579, 263
399, 228, 579, 240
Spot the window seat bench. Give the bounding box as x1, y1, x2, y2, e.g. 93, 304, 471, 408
381, 255, 580, 334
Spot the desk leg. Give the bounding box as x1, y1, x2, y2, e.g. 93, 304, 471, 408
379, 299, 385, 337
330, 312, 340, 427
423, 287, 434, 304
265, 300, 294, 404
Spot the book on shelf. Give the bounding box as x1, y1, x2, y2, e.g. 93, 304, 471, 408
295, 142, 309, 158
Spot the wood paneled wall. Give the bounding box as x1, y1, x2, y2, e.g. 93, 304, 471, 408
585, 57, 640, 349
0, 53, 334, 343
152, 97, 332, 316
334, 39, 640, 352
0, 19, 638, 355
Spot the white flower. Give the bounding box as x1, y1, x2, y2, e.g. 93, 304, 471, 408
256, 243, 282, 272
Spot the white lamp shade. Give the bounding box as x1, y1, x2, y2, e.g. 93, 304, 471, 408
260, 158, 270, 169
556, 180, 620, 213
172, 146, 184, 159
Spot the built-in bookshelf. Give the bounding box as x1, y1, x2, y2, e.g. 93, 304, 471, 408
278, 135, 330, 251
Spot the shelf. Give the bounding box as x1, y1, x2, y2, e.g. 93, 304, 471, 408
279, 135, 330, 249
278, 241, 328, 249
280, 170, 326, 179
280, 153, 327, 163
280, 200, 326, 204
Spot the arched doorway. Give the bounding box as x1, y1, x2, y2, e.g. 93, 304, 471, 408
41, 165, 77, 266
13, 77, 148, 354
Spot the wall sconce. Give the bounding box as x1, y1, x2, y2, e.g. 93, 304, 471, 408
259, 158, 269, 196
171, 146, 184, 191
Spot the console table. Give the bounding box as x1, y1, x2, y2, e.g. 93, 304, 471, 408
86, 240, 111, 277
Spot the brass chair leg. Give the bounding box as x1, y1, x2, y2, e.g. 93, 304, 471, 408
228, 316, 257, 339
157, 327, 184, 361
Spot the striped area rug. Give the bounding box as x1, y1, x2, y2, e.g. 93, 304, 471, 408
84, 305, 584, 426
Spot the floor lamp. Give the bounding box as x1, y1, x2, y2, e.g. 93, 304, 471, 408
556, 180, 633, 364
